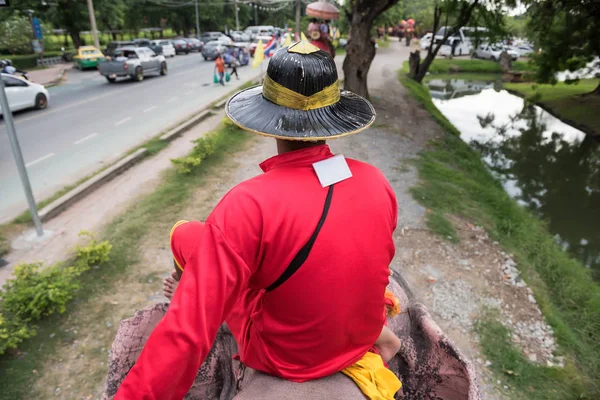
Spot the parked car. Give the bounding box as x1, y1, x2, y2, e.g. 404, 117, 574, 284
472, 44, 519, 61
249, 35, 273, 56
202, 40, 228, 60
245, 25, 275, 39
420, 33, 433, 50
73, 46, 105, 69
105, 41, 135, 58
133, 39, 163, 55
172, 39, 190, 54
229, 30, 250, 42
0, 73, 49, 115
200, 31, 228, 44
509, 43, 534, 57
98, 47, 167, 83
182, 38, 203, 52
151, 40, 176, 57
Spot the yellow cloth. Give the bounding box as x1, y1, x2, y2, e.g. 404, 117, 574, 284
252, 40, 264, 68
262, 75, 340, 110
341, 352, 402, 400
283, 33, 292, 47
300, 32, 308, 41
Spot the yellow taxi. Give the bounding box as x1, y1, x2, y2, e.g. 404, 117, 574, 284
73, 46, 105, 69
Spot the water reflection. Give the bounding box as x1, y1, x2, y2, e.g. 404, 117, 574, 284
429, 78, 600, 280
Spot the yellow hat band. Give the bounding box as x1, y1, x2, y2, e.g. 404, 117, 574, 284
262, 75, 340, 111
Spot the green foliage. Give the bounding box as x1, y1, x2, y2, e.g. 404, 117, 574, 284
0, 233, 111, 355
524, 0, 599, 84
0, 16, 34, 54
426, 211, 459, 242
0, 234, 8, 258
171, 119, 240, 174
475, 311, 586, 399
423, 58, 536, 74
399, 72, 600, 397
397, 71, 461, 136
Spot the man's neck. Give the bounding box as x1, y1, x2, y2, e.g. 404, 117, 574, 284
276, 139, 326, 155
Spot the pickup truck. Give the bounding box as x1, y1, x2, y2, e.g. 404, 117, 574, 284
98, 46, 167, 83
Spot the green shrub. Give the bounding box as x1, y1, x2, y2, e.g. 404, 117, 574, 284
0, 232, 111, 354
171, 131, 219, 174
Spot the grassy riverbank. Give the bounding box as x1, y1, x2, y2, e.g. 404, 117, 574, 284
505, 79, 600, 137
398, 70, 600, 398
427, 58, 535, 74
0, 121, 250, 399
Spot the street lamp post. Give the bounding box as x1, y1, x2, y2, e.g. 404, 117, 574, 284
0, 78, 43, 236
235, 0, 240, 31
86, 0, 100, 49
295, 0, 301, 39
194, 0, 200, 38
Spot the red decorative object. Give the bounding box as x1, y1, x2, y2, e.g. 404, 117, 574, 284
306, 1, 340, 20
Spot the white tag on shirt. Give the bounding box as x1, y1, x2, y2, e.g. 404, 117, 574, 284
312, 154, 353, 187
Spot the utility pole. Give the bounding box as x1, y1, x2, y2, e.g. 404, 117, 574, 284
0, 78, 43, 236
194, 0, 200, 38
86, 0, 100, 49
235, 0, 240, 31
295, 0, 301, 39
254, 4, 258, 25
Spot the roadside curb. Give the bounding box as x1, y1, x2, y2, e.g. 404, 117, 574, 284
43, 67, 67, 88
39, 148, 147, 221
159, 109, 213, 142
33, 76, 260, 222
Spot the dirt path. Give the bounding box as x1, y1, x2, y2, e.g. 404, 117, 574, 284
27, 41, 559, 399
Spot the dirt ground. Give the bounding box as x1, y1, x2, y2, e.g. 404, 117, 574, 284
21, 41, 560, 399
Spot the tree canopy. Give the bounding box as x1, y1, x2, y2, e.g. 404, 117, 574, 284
524, 0, 600, 89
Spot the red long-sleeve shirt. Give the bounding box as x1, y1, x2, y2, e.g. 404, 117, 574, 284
116, 144, 397, 399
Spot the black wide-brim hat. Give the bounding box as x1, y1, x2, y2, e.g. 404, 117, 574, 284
226, 41, 376, 141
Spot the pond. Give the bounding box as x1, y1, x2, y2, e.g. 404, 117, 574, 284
427, 76, 600, 281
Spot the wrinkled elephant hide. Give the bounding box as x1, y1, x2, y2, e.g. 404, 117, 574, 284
102, 276, 480, 399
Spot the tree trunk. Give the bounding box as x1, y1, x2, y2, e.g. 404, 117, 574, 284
70, 31, 82, 48
408, 50, 420, 79
414, 51, 436, 83
342, 13, 377, 98
112, 31, 118, 40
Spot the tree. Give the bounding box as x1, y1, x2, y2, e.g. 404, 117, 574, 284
342, 0, 400, 98
407, 0, 512, 83
524, 0, 600, 94
0, 16, 34, 54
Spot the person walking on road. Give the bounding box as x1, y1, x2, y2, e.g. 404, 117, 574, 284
214, 53, 225, 86
225, 49, 240, 80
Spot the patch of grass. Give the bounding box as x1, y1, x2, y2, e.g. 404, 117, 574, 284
397, 71, 460, 136
0, 120, 251, 399
475, 311, 585, 400
423, 58, 536, 74
505, 79, 599, 101
505, 79, 600, 136
423, 72, 502, 83
426, 211, 459, 243
399, 71, 600, 397
377, 38, 390, 48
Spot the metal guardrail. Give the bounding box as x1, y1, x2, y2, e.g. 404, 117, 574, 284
36, 56, 63, 66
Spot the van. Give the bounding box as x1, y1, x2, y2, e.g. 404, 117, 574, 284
434, 27, 488, 57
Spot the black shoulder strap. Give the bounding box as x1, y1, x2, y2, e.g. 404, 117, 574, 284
265, 185, 334, 292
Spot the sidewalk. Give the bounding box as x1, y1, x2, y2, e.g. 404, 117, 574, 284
27, 63, 72, 87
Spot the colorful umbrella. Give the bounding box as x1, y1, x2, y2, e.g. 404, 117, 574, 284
306, 1, 340, 20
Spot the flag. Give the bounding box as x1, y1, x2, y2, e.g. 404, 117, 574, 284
301, 32, 308, 41
283, 33, 292, 47
263, 36, 277, 57
252, 40, 264, 68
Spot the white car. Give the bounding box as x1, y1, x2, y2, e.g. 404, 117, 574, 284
151, 40, 176, 57
420, 33, 432, 50
472, 44, 519, 61
230, 30, 250, 42
509, 44, 534, 57
0, 73, 49, 115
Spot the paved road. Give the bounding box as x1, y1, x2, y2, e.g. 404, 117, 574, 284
0, 53, 262, 222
